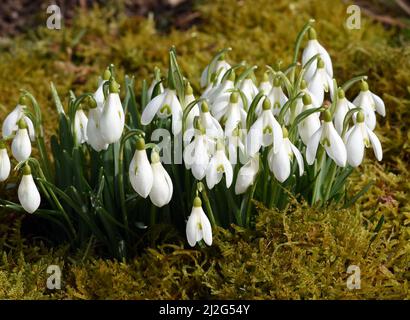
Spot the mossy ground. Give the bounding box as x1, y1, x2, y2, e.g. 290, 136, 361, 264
0, 0, 409, 299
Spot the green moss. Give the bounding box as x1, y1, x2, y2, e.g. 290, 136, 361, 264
0, 0, 409, 299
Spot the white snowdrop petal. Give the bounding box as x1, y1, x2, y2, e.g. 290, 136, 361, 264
367, 127, 383, 161
346, 125, 365, 167
306, 127, 322, 165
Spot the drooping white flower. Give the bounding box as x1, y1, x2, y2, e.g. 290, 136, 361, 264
18, 164, 41, 214
186, 196, 212, 247
74, 108, 88, 144
93, 68, 111, 109
333, 88, 356, 135
307, 58, 334, 108
206, 142, 233, 189
87, 103, 109, 152
200, 56, 231, 88
298, 93, 321, 145
268, 127, 304, 182
235, 154, 259, 194
198, 102, 224, 140
147, 67, 164, 100
344, 111, 382, 167
141, 88, 183, 135
227, 126, 247, 165
0, 142, 11, 182
11, 119, 31, 162
238, 76, 258, 109
129, 138, 153, 198
222, 92, 247, 138
2, 96, 35, 141
208, 71, 236, 120
149, 150, 173, 207
183, 129, 211, 181
302, 28, 333, 81
258, 72, 273, 95
183, 83, 199, 132
267, 77, 288, 116
352, 81, 385, 131
306, 110, 347, 167
99, 79, 125, 144
247, 98, 283, 156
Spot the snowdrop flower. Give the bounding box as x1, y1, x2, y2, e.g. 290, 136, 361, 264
11, 119, 31, 162
206, 141, 233, 189
199, 102, 224, 140
298, 94, 321, 145
2, 96, 35, 141
186, 196, 212, 247
352, 81, 385, 131
345, 111, 382, 167
18, 164, 40, 213
209, 71, 236, 120
141, 87, 183, 135
223, 92, 247, 138
247, 98, 283, 156
147, 67, 164, 100
227, 126, 246, 165
268, 127, 304, 182
258, 72, 273, 95
183, 123, 211, 180
87, 98, 109, 152
238, 75, 258, 109
183, 83, 199, 131
74, 108, 88, 144
149, 150, 173, 207
334, 88, 356, 134
99, 79, 125, 144
307, 58, 334, 107
129, 138, 153, 198
93, 68, 111, 109
235, 154, 259, 194
200, 55, 231, 88
267, 77, 288, 116
0, 141, 11, 182
306, 110, 347, 167
302, 28, 333, 81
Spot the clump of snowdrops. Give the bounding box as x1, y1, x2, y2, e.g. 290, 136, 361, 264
0, 21, 385, 258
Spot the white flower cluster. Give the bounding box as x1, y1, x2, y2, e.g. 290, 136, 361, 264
0, 28, 385, 249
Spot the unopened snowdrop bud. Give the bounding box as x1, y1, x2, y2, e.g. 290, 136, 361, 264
129, 138, 153, 198
239, 75, 258, 109
247, 97, 283, 156
306, 110, 347, 167
206, 141, 233, 189
99, 78, 125, 144
352, 80, 385, 130
86, 97, 109, 152
302, 28, 333, 81
74, 107, 88, 144
198, 101, 223, 140
268, 127, 304, 183
334, 88, 356, 134
258, 72, 272, 94
12, 119, 31, 162
149, 150, 173, 207
307, 57, 334, 107
18, 164, 41, 214
141, 87, 183, 135
235, 154, 259, 194
0, 141, 11, 182
298, 93, 321, 145
345, 111, 382, 167
186, 196, 212, 247
94, 68, 111, 109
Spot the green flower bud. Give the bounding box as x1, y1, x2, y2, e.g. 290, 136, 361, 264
18, 118, 27, 129
262, 97, 271, 110
185, 82, 193, 96
103, 68, 111, 81
300, 79, 307, 90
227, 70, 236, 82
282, 126, 289, 138
308, 28, 317, 40
262, 71, 270, 82
323, 110, 332, 122
360, 81, 369, 92
109, 78, 120, 93
151, 150, 160, 163
357, 111, 365, 123
19, 95, 29, 106
317, 57, 325, 69
337, 88, 345, 99
273, 77, 281, 87
201, 101, 209, 113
